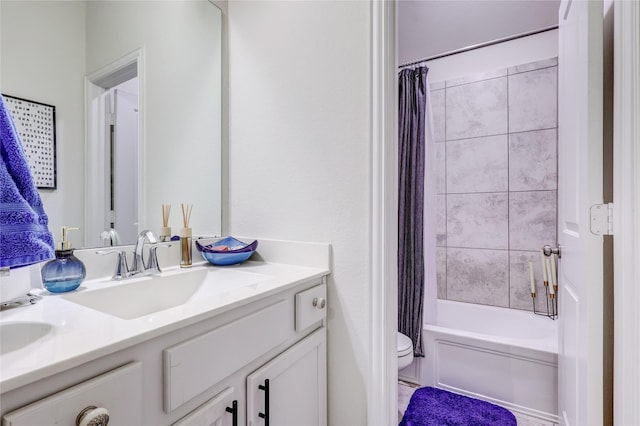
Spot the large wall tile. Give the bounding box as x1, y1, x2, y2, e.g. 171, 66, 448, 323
436, 247, 446, 299
509, 191, 557, 251
446, 68, 507, 88
447, 248, 509, 307
509, 67, 557, 133
508, 57, 558, 75
509, 250, 551, 311
430, 80, 445, 90
446, 78, 508, 140
431, 89, 446, 142
509, 129, 557, 191
447, 134, 508, 193
447, 193, 508, 249
436, 194, 446, 246
431, 57, 559, 311
436, 142, 446, 194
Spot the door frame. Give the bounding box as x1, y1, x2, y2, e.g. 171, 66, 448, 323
371, 1, 640, 424
84, 49, 145, 248
368, 0, 398, 424
613, 2, 640, 424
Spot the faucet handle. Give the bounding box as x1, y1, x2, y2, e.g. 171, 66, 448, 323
96, 249, 130, 280
147, 244, 172, 274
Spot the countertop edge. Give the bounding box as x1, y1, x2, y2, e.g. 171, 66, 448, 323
0, 262, 329, 394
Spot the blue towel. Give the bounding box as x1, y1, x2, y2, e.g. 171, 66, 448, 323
0, 94, 54, 268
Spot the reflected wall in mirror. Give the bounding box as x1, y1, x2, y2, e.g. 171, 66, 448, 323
1, 0, 222, 248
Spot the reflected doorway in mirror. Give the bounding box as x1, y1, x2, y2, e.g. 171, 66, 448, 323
85, 50, 143, 248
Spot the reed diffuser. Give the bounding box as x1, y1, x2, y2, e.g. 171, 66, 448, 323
180, 204, 193, 268
160, 204, 172, 242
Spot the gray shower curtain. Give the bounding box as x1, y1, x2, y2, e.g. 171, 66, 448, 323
398, 66, 428, 357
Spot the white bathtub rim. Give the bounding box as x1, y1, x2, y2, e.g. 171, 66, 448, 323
426, 299, 559, 354
424, 323, 558, 355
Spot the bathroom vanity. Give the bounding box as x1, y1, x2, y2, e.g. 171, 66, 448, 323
0, 239, 329, 426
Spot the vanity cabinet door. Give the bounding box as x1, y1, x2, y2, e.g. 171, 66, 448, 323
164, 299, 291, 413
172, 387, 239, 426
246, 328, 326, 426
2, 362, 142, 426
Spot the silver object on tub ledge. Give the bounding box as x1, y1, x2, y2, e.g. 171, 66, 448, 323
542, 244, 561, 258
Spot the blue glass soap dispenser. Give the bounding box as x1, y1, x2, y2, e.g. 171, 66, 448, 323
41, 227, 86, 293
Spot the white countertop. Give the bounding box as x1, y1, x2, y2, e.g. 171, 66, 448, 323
0, 259, 329, 393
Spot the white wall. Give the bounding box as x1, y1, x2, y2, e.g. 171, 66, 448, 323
423, 29, 559, 83
1, 1, 86, 248
227, 1, 371, 424
397, 0, 559, 65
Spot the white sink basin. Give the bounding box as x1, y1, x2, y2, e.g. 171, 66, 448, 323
0, 322, 54, 355
62, 268, 270, 320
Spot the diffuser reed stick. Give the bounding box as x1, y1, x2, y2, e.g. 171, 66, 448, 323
180, 204, 193, 268
181, 203, 193, 228
160, 204, 172, 242
162, 204, 171, 227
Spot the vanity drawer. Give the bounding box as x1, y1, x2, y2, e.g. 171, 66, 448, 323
163, 299, 291, 413
295, 283, 327, 331
2, 362, 142, 426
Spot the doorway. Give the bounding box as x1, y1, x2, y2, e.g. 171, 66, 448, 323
85, 50, 144, 247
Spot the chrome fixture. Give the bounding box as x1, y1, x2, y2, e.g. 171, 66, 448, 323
97, 249, 130, 280
131, 230, 158, 275
100, 228, 121, 246
542, 244, 561, 258
0, 293, 42, 310
98, 230, 171, 280
532, 244, 560, 320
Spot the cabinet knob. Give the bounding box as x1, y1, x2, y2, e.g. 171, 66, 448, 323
76, 406, 110, 426
312, 297, 326, 309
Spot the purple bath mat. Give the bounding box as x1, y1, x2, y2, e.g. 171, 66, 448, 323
399, 387, 517, 426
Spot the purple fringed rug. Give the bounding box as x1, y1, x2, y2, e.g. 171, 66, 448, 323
400, 387, 517, 426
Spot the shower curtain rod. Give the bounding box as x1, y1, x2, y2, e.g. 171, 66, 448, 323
398, 25, 559, 69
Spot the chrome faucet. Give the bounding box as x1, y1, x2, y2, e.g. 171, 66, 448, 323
131, 230, 158, 276
97, 230, 171, 280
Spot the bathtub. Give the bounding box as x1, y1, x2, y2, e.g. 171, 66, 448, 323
400, 300, 558, 424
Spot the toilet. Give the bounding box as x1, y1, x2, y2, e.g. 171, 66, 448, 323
397, 332, 414, 370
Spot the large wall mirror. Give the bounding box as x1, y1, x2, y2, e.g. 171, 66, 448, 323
1, 0, 222, 247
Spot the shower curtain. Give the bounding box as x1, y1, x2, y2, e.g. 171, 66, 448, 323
398, 66, 436, 358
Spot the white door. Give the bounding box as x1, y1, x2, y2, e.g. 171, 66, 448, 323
246, 329, 326, 426
557, 1, 604, 425
112, 80, 139, 244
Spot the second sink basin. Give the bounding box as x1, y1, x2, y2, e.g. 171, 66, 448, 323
61, 268, 270, 320
0, 322, 55, 355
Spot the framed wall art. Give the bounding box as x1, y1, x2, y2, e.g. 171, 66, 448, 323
3, 94, 57, 189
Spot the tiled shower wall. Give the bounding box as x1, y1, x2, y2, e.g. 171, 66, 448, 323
431, 57, 558, 311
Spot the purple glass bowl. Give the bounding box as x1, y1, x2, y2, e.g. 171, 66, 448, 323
196, 237, 258, 266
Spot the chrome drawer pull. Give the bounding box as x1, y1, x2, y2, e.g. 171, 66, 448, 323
76, 406, 110, 426
312, 297, 326, 309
